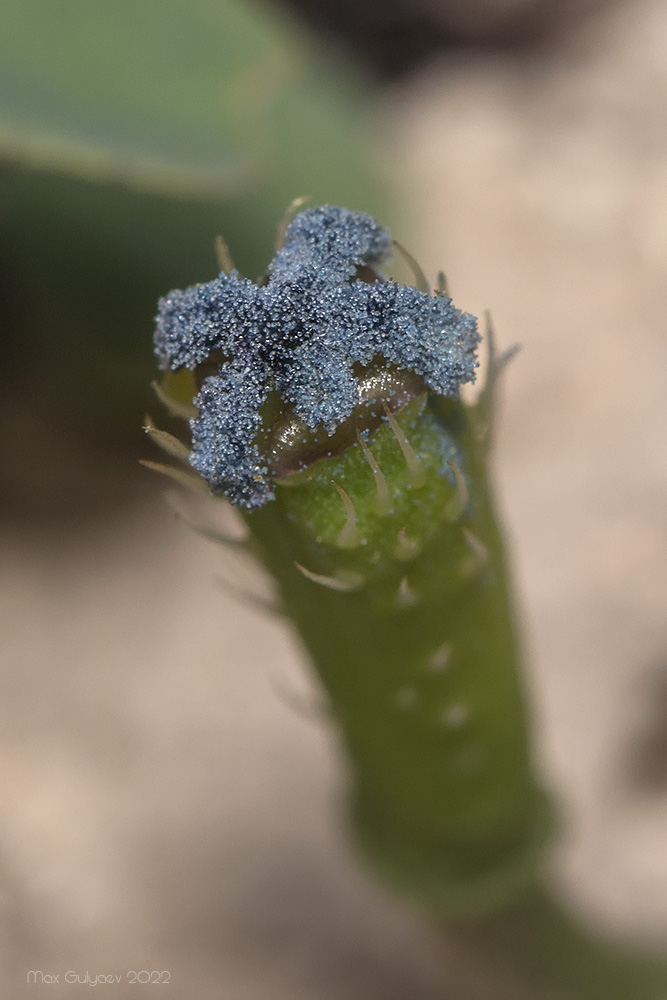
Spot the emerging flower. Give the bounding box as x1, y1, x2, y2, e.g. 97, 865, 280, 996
154, 205, 479, 508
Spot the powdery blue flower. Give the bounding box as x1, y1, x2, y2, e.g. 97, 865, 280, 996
154, 205, 479, 508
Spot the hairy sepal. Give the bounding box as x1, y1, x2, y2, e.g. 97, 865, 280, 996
244, 392, 553, 917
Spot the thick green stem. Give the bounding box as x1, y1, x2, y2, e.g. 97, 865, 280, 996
445, 886, 667, 1000
245, 392, 552, 915
244, 393, 667, 996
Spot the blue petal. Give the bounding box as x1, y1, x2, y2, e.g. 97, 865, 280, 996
154, 272, 258, 371
271, 205, 392, 288
189, 356, 272, 508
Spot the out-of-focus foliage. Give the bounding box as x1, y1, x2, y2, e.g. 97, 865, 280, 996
0, 0, 386, 513
279, 0, 612, 77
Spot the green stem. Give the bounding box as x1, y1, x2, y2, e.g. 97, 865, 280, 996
244, 394, 667, 994
245, 391, 552, 915
232, 356, 667, 1000
445, 885, 667, 1000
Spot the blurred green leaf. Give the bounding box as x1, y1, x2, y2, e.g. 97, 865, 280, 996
1, 0, 322, 198
0, 0, 388, 513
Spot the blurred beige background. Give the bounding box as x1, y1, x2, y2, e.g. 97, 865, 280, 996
2, 0, 667, 995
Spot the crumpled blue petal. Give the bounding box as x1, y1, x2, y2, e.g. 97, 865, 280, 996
270, 204, 393, 288
189, 355, 271, 508
154, 272, 258, 370
153, 205, 479, 508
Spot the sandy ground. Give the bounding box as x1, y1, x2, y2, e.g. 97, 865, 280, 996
2, 0, 667, 995
1, 509, 453, 998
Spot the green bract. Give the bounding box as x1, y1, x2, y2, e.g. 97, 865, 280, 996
247, 386, 552, 914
